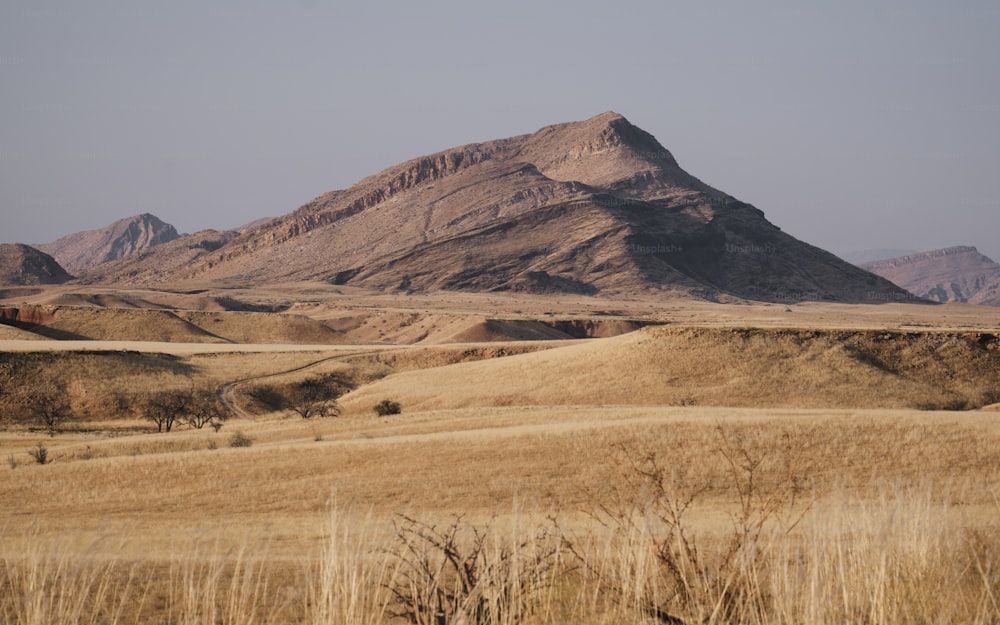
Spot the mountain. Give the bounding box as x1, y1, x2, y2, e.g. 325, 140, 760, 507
81, 112, 908, 303
861, 246, 1000, 306
37, 213, 180, 274
77, 229, 239, 286
0, 244, 73, 285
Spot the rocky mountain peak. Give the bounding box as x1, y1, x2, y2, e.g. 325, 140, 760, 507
80, 113, 910, 304
37, 213, 180, 274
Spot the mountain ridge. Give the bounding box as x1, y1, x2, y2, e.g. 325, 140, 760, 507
78, 112, 909, 303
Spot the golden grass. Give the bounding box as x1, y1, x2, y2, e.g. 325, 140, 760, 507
2, 315, 1000, 623
2, 407, 1000, 624
340, 326, 1000, 412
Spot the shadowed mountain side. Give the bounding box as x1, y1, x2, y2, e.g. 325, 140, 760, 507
78, 112, 909, 303
0, 244, 73, 286
340, 326, 1000, 412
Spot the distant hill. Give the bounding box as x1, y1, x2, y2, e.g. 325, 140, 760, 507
842, 248, 919, 265
0, 243, 73, 285
36, 213, 180, 274
861, 246, 1000, 306
78, 112, 908, 303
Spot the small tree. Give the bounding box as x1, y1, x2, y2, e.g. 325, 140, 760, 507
141, 389, 191, 433
283, 375, 349, 419
183, 388, 228, 429
17, 385, 73, 435
374, 399, 402, 417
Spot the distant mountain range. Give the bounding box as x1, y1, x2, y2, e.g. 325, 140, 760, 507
861, 246, 1000, 306
66, 112, 907, 303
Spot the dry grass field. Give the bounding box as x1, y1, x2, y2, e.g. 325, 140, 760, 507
2, 288, 1000, 624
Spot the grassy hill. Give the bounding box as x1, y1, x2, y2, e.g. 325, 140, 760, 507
340, 326, 1000, 412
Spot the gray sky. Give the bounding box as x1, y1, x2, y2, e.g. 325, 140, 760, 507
2, 0, 999, 262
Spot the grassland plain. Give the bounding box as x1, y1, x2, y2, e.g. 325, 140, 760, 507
2, 296, 1000, 624
2, 407, 1000, 623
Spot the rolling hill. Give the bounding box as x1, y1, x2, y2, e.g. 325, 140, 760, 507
340, 326, 1000, 412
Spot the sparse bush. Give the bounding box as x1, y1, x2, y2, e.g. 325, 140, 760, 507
28, 442, 48, 465
374, 399, 402, 417
229, 431, 253, 448
7, 454, 16, 469
563, 425, 813, 625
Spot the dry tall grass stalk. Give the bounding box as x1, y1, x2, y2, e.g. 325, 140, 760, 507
304, 505, 398, 625
0, 529, 142, 625
163, 538, 274, 625
770, 485, 1000, 625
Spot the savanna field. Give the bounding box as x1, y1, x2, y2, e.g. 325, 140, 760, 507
2, 295, 1000, 625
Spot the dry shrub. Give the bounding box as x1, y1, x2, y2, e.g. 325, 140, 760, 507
563, 424, 814, 625
384, 512, 563, 625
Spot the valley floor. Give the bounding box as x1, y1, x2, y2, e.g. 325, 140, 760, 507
1, 290, 999, 624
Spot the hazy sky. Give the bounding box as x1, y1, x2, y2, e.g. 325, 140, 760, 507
2, 0, 998, 262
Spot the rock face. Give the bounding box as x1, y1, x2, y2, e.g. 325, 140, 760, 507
0, 244, 73, 285
37, 213, 180, 274
862, 247, 1000, 306
84, 112, 908, 302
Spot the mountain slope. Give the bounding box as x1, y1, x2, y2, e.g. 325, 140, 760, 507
83, 112, 908, 303
37, 213, 180, 274
862, 246, 1000, 306
0, 244, 73, 285
79, 229, 238, 285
